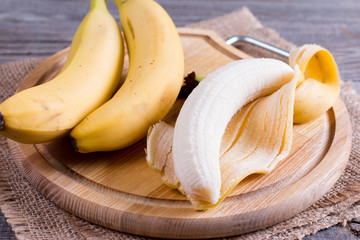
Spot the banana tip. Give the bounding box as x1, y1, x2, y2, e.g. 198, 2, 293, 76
69, 136, 79, 152
0, 113, 4, 131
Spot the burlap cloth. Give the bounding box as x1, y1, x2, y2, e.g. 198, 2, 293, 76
1, 7, 360, 240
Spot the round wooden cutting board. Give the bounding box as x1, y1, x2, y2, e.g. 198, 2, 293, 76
8, 28, 352, 239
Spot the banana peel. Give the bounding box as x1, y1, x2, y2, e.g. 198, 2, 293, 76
290, 44, 340, 123
146, 44, 340, 210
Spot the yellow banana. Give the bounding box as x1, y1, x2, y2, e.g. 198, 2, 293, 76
70, 0, 184, 153
0, 0, 124, 144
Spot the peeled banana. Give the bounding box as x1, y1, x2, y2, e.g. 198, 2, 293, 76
70, 0, 184, 153
146, 58, 296, 209
0, 0, 124, 143
146, 43, 340, 210
147, 65, 299, 209
172, 58, 297, 208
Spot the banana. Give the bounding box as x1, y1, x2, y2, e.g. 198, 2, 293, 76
146, 43, 340, 210
147, 64, 299, 209
70, 0, 184, 153
172, 58, 295, 208
145, 58, 297, 209
289, 44, 340, 123
0, 0, 124, 144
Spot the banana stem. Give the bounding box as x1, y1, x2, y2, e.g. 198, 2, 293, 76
90, 0, 107, 10
194, 75, 204, 82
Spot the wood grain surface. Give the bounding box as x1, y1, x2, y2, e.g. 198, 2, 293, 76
5, 28, 353, 239
1, 0, 360, 239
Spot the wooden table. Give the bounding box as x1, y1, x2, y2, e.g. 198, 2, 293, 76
1, 0, 359, 239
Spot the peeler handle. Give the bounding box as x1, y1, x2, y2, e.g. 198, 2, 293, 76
225, 35, 290, 58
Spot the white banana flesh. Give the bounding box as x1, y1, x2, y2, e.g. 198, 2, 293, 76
0, 0, 124, 144
173, 58, 295, 208
70, 0, 184, 153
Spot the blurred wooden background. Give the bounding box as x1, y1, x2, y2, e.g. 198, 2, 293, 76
1, 0, 360, 239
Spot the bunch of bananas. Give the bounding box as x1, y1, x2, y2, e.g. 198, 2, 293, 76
0, 0, 184, 153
